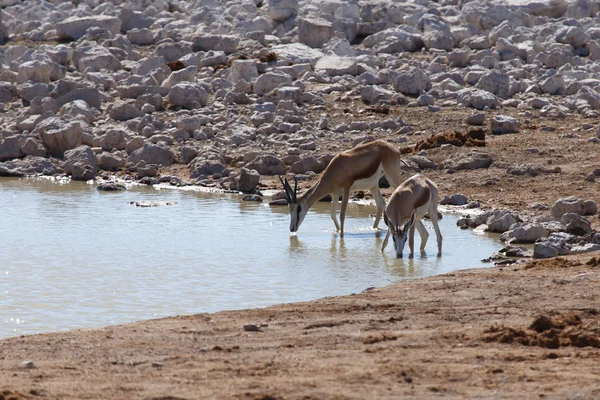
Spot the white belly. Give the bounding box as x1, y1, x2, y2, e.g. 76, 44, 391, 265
350, 163, 384, 191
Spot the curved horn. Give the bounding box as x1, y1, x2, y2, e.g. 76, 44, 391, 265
293, 176, 298, 203
279, 175, 292, 203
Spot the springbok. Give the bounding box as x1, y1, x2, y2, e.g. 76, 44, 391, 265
279, 140, 408, 236
381, 174, 443, 258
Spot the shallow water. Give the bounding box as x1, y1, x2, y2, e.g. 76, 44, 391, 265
0, 178, 502, 339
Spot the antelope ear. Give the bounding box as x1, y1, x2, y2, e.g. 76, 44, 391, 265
402, 211, 416, 235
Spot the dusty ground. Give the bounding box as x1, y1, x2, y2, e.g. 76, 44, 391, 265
1, 255, 600, 399
4, 74, 600, 399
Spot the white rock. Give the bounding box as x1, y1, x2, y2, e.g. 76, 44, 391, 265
271, 43, 324, 67
539, 71, 565, 95
35, 117, 83, 156
16, 61, 52, 84
98, 152, 126, 171
161, 66, 198, 88
253, 71, 292, 96
361, 85, 394, 105
64, 145, 99, 180
191, 34, 239, 54
314, 56, 358, 77
491, 115, 520, 135
56, 16, 121, 41
485, 210, 516, 233
167, 83, 209, 108
268, 0, 298, 21
552, 197, 586, 218
59, 100, 97, 125
127, 28, 154, 46
362, 28, 422, 53
322, 37, 355, 57
393, 67, 431, 95
503, 223, 549, 243
555, 25, 589, 48
456, 88, 501, 110
109, 101, 144, 121
128, 143, 174, 166
229, 60, 258, 84
476, 69, 509, 98
298, 17, 334, 49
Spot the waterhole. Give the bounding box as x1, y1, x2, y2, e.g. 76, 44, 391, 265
0, 178, 501, 338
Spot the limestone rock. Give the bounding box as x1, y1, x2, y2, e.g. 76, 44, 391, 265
551, 197, 586, 218
444, 151, 493, 170
128, 143, 175, 166
64, 145, 99, 181
491, 115, 520, 135
57, 16, 122, 41
35, 117, 83, 157
167, 83, 209, 109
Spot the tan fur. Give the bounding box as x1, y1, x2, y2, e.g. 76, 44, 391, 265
382, 174, 443, 257
290, 140, 408, 236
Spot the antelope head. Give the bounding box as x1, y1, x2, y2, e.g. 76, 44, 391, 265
279, 176, 309, 233
383, 210, 416, 258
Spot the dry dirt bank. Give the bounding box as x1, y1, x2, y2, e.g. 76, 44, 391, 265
1, 254, 600, 399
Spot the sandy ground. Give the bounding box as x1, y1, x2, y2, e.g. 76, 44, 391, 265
3, 69, 600, 399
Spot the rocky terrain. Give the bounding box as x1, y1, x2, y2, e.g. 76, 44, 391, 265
2, 0, 600, 396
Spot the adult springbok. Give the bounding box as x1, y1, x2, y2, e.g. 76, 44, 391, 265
381, 174, 443, 258
279, 140, 408, 237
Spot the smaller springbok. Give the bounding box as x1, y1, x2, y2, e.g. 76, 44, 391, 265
381, 174, 443, 258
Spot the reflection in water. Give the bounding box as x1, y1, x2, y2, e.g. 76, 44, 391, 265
0, 178, 502, 339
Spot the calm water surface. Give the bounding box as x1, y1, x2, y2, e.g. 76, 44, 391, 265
0, 177, 502, 338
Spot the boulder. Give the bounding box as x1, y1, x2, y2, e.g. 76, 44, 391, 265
314, 56, 358, 77
534, 233, 573, 259
456, 89, 501, 110
584, 200, 597, 215
93, 128, 130, 151
189, 152, 228, 178
0, 136, 23, 161
35, 117, 83, 156
485, 210, 516, 233
128, 143, 175, 166
551, 196, 586, 218
161, 66, 198, 89
298, 17, 334, 48
491, 115, 520, 135
268, 0, 298, 21
361, 85, 394, 105
98, 152, 126, 171
57, 16, 121, 41
20, 138, 47, 157
393, 67, 431, 95
167, 83, 209, 108
235, 168, 260, 193
253, 71, 293, 96
109, 101, 144, 121
501, 223, 548, 244
64, 145, 99, 181
245, 154, 285, 175
440, 194, 468, 206
229, 60, 258, 84
291, 156, 325, 174
561, 213, 592, 235
17, 60, 53, 84
444, 151, 493, 170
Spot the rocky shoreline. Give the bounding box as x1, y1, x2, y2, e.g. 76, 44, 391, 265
2, 0, 600, 396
